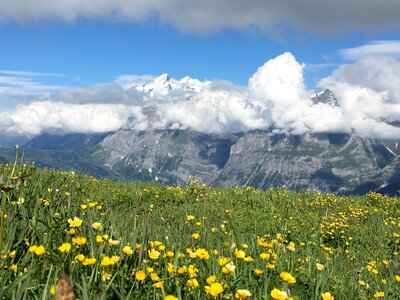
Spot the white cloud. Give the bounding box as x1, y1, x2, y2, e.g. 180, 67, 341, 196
0, 1, 399, 34
319, 55, 400, 138
340, 40, 400, 60
1, 51, 400, 139
0, 101, 142, 135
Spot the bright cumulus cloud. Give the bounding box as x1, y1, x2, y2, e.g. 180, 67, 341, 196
1, 52, 400, 139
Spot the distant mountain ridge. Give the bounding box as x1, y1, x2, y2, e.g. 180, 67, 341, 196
0, 127, 399, 195
0, 84, 399, 195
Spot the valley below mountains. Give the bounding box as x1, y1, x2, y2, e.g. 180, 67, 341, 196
1, 128, 399, 195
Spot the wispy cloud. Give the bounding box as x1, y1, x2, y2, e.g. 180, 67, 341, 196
340, 40, 400, 60
0, 70, 65, 77
304, 63, 340, 72
0, 70, 66, 97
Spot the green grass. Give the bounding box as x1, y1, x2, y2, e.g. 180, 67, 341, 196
0, 150, 399, 299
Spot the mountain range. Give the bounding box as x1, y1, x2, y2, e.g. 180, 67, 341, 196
0, 75, 399, 195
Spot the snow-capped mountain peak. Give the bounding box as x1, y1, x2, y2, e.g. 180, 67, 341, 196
311, 89, 338, 106
135, 74, 209, 96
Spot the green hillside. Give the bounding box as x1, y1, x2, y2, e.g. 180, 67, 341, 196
0, 152, 399, 299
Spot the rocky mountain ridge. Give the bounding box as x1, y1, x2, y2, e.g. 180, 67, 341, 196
2, 127, 396, 195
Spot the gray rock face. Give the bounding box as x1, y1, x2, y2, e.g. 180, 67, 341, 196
94, 129, 237, 185
13, 129, 400, 195
215, 131, 398, 193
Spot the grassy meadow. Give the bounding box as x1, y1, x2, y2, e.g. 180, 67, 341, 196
1, 148, 400, 299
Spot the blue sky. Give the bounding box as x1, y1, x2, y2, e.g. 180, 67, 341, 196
0, 19, 394, 88
0, 1, 400, 138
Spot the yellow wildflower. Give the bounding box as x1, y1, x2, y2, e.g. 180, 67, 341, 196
34, 245, 46, 256
254, 269, 264, 276
205, 282, 224, 297
321, 292, 334, 300
102, 270, 111, 281
91, 222, 102, 230
148, 249, 160, 260
271, 288, 288, 300
135, 270, 146, 281
164, 296, 178, 300
374, 292, 385, 298
192, 233, 200, 239
68, 217, 83, 227
195, 248, 210, 260
10, 264, 17, 273
72, 236, 87, 246
28, 245, 37, 253
108, 239, 120, 246
287, 242, 295, 252
280, 272, 296, 284
75, 254, 85, 262
206, 275, 217, 284
186, 215, 195, 221
82, 258, 97, 266
58, 242, 72, 253
234, 249, 246, 259
235, 289, 252, 299
100, 256, 113, 267
358, 280, 366, 286
167, 263, 175, 273
188, 278, 200, 288
152, 281, 164, 288
150, 272, 160, 281
316, 263, 325, 271
123, 245, 133, 255
96, 235, 104, 243
166, 251, 175, 258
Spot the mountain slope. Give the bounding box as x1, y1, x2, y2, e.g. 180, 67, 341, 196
2, 128, 397, 195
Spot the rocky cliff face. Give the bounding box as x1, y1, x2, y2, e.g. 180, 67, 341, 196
93, 129, 238, 185
4, 129, 398, 195
215, 131, 398, 193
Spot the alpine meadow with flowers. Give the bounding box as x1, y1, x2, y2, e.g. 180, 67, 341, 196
0, 146, 400, 300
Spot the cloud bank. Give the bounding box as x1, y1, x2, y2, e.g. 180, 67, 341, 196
1, 50, 400, 139
0, 1, 399, 34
